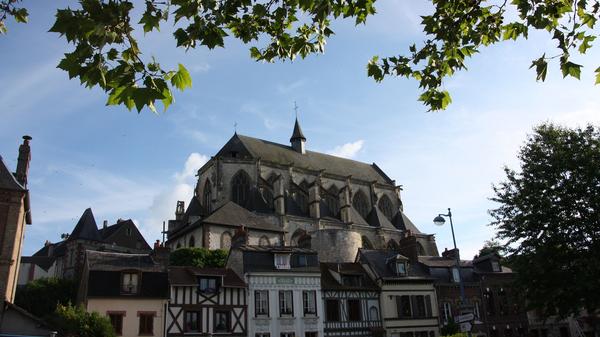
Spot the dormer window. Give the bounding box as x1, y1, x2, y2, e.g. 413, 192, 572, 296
396, 261, 407, 276
452, 267, 460, 283
491, 260, 501, 272
274, 253, 291, 270
342, 275, 363, 287
197, 277, 220, 294
121, 272, 139, 294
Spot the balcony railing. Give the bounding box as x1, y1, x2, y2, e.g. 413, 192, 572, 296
324, 320, 383, 330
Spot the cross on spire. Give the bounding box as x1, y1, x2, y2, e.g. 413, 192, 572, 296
294, 101, 299, 119
234, 121, 238, 134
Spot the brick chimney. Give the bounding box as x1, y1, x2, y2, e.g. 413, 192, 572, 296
399, 235, 418, 263
15, 135, 32, 187
442, 247, 460, 260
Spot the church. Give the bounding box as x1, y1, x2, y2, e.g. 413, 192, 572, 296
166, 119, 439, 262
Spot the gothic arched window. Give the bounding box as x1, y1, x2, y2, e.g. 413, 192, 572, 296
387, 239, 399, 251
291, 229, 306, 246
220, 231, 232, 250
369, 306, 380, 321
203, 179, 212, 213
292, 181, 309, 214
258, 235, 270, 247
231, 170, 251, 206
353, 190, 370, 219
189, 235, 195, 248
361, 236, 373, 249
322, 186, 339, 217
260, 186, 274, 209
378, 194, 395, 221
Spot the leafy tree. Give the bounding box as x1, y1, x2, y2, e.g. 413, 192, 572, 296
475, 239, 505, 259
170, 247, 227, 268
47, 303, 116, 337
440, 317, 460, 336
15, 277, 78, 319
3, 0, 600, 111
490, 123, 600, 318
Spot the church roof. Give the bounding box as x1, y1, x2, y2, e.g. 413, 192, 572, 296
219, 134, 393, 185
203, 201, 282, 232
290, 118, 306, 141
366, 207, 396, 230
69, 208, 101, 241
0, 155, 25, 191
393, 211, 422, 234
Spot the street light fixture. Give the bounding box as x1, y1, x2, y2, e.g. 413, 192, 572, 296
433, 208, 467, 305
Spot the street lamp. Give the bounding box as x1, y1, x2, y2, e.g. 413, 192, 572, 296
433, 208, 467, 305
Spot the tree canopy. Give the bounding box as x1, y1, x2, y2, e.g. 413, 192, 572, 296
15, 277, 78, 319
474, 239, 505, 259
2, 0, 600, 112
170, 247, 228, 268
47, 303, 116, 337
490, 123, 600, 318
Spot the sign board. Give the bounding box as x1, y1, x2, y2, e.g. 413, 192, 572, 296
275, 277, 295, 284
456, 313, 475, 323
460, 322, 473, 333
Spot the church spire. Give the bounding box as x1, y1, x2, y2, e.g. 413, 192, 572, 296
290, 118, 306, 154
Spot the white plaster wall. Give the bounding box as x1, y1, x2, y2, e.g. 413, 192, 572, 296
381, 283, 440, 337
86, 298, 167, 337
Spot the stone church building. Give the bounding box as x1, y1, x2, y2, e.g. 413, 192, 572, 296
166, 119, 438, 262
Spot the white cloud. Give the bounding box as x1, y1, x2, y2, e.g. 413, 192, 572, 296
327, 140, 365, 159
277, 79, 307, 94
174, 153, 209, 182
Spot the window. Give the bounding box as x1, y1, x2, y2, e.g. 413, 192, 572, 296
220, 231, 232, 250
322, 186, 339, 217
198, 277, 218, 293
361, 236, 373, 249
185, 311, 201, 332
306, 333, 318, 337
387, 239, 399, 250
452, 267, 460, 283
231, 170, 250, 206
298, 254, 308, 267
292, 184, 309, 214
348, 299, 362, 321
121, 272, 139, 294
203, 179, 212, 213
255, 290, 269, 316
442, 302, 452, 322
341, 275, 363, 287
326, 299, 340, 322
473, 300, 481, 320
281, 333, 295, 337
275, 254, 291, 269
108, 313, 124, 335
279, 290, 293, 316
397, 295, 412, 318
396, 261, 407, 276
214, 311, 230, 332
413, 295, 427, 317
378, 195, 395, 220
189, 235, 195, 248
491, 261, 501, 272
126, 227, 132, 236
303, 291, 317, 316
369, 306, 379, 321
486, 289, 496, 316
139, 313, 154, 335
352, 190, 370, 219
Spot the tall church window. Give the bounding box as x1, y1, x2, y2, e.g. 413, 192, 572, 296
387, 239, 399, 251
231, 170, 250, 206
322, 186, 339, 217
378, 194, 395, 221
189, 235, 195, 248
259, 186, 274, 210
203, 179, 212, 213
220, 231, 232, 250
292, 181, 309, 214
361, 236, 373, 249
291, 229, 306, 246
259, 235, 270, 247
353, 190, 370, 219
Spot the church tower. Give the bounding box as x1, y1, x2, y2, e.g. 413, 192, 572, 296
290, 118, 306, 154
0, 136, 32, 302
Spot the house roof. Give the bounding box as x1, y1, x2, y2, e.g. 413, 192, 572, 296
168, 266, 246, 288
69, 208, 101, 241
86, 250, 163, 272
219, 134, 393, 185
20, 256, 55, 271
0, 156, 25, 191
238, 245, 320, 273
418, 255, 473, 268
359, 249, 432, 281
202, 201, 282, 232
320, 262, 379, 291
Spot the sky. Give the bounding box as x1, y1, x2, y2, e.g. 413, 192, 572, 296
2, 0, 600, 258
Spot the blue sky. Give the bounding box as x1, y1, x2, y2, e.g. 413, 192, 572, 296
2, 0, 600, 258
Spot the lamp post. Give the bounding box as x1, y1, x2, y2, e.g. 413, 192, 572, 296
433, 208, 467, 308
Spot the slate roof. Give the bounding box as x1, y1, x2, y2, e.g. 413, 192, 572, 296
221, 134, 393, 185
184, 196, 207, 219
202, 201, 282, 232
418, 256, 473, 268
70, 208, 102, 241
290, 118, 306, 141
86, 250, 164, 272
169, 266, 246, 288
20, 256, 55, 271
320, 262, 379, 291
238, 245, 320, 273
0, 156, 25, 191
359, 249, 432, 281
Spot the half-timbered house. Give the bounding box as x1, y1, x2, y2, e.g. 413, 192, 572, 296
166, 267, 247, 336
320, 262, 384, 337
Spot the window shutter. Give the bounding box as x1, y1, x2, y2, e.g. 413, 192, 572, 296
425, 295, 432, 317
411, 296, 418, 318
396, 296, 402, 318
279, 291, 283, 316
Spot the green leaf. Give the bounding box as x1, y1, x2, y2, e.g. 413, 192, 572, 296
561, 61, 582, 79
594, 67, 600, 85
170, 63, 192, 91
530, 55, 548, 82
367, 56, 383, 82
13, 8, 28, 23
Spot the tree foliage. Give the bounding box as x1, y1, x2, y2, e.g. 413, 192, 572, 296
3, 0, 600, 111
440, 318, 460, 336
490, 123, 600, 317
15, 277, 78, 319
46, 303, 116, 337
475, 239, 505, 259
170, 247, 228, 268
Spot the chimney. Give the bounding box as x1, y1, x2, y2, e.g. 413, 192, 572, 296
15, 135, 32, 187
442, 247, 460, 260
290, 118, 306, 154
103, 220, 108, 229
399, 235, 418, 264
232, 225, 249, 249
151, 242, 170, 269
175, 201, 185, 220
